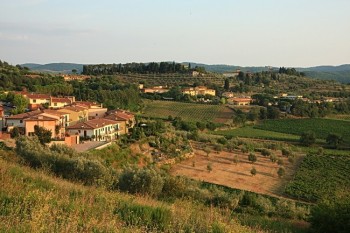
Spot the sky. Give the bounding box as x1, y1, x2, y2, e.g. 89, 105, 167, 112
0, 0, 349, 67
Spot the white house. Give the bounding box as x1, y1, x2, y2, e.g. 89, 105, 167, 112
66, 118, 120, 141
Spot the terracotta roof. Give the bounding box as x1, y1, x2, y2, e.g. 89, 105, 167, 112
230, 98, 252, 102
42, 109, 69, 116
26, 94, 51, 99
106, 110, 134, 121
51, 97, 73, 103
75, 101, 100, 108
24, 115, 58, 121
67, 118, 118, 130
60, 105, 87, 112
6, 110, 42, 119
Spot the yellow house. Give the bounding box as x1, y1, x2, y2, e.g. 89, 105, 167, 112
49, 97, 74, 109
57, 105, 88, 125
182, 86, 216, 96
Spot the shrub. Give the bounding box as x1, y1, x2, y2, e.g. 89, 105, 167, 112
300, 131, 316, 146
115, 201, 171, 231
261, 149, 271, 156
270, 154, 277, 163
250, 167, 257, 176
281, 148, 292, 156
217, 137, 227, 145
248, 153, 257, 163
277, 167, 285, 178
118, 166, 164, 197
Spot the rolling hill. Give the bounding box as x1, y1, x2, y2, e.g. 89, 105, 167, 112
21, 62, 84, 74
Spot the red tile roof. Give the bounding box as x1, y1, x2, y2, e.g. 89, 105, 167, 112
6, 110, 42, 119
26, 94, 51, 99
24, 115, 58, 121
67, 118, 118, 130
51, 97, 73, 103
60, 105, 88, 112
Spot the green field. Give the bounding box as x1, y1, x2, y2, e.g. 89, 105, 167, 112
213, 126, 300, 141
255, 118, 350, 143
285, 154, 350, 202
142, 100, 233, 123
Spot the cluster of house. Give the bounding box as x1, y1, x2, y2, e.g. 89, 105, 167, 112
1, 92, 135, 146
140, 85, 216, 96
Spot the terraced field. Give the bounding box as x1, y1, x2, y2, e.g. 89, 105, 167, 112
142, 100, 234, 123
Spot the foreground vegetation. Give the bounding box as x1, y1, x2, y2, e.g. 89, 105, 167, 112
0, 158, 255, 233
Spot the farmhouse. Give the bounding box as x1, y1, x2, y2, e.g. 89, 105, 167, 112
66, 118, 120, 141
228, 97, 252, 106
181, 86, 216, 96
141, 86, 169, 94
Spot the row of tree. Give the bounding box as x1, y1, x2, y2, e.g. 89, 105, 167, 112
82, 62, 206, 75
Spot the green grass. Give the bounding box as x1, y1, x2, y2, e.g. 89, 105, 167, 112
255, 118, 350, 143
285, 154, 350, 202
213, 126, 300, 141
142, 100, 233, 123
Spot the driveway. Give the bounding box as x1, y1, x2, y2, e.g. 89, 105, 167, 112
72, 141, 107, 152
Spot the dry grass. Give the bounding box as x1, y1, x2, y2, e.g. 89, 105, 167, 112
0, 158, 255, 233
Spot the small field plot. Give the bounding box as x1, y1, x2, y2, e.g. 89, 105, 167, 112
142, 100, 233, 123
171, 143, 301, 198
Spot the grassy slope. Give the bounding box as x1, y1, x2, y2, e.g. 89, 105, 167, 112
142, 100, 233, 123
0, 158, 254, 233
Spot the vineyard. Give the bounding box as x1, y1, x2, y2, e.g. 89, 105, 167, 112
213, 126, 300, 141
285, 154, 350, 202
254, 118, 350, 143
142, 100, 233, 123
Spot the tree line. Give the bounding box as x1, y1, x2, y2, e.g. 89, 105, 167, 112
82, 62, 206, 75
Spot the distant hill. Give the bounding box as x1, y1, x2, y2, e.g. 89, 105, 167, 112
296, 64, 350, 83
21, 63, 84, 74
19, 62, 350, 83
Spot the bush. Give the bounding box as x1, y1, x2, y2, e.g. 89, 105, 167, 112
261, 149, 271, 156
15, 136, 111, 186
115, 201, 171, 231
300, 131, 316, 146
277, 167, 285, 178
310, 198, 350, 233
248, 153, 257, 163
118, 166, 164, 197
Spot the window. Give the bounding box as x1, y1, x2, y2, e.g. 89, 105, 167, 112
33, 99, 36, 103
54, 103, 57, 106
20, 120, 23, 123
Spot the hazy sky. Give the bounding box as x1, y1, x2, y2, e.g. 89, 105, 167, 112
1, 0, 349, 67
